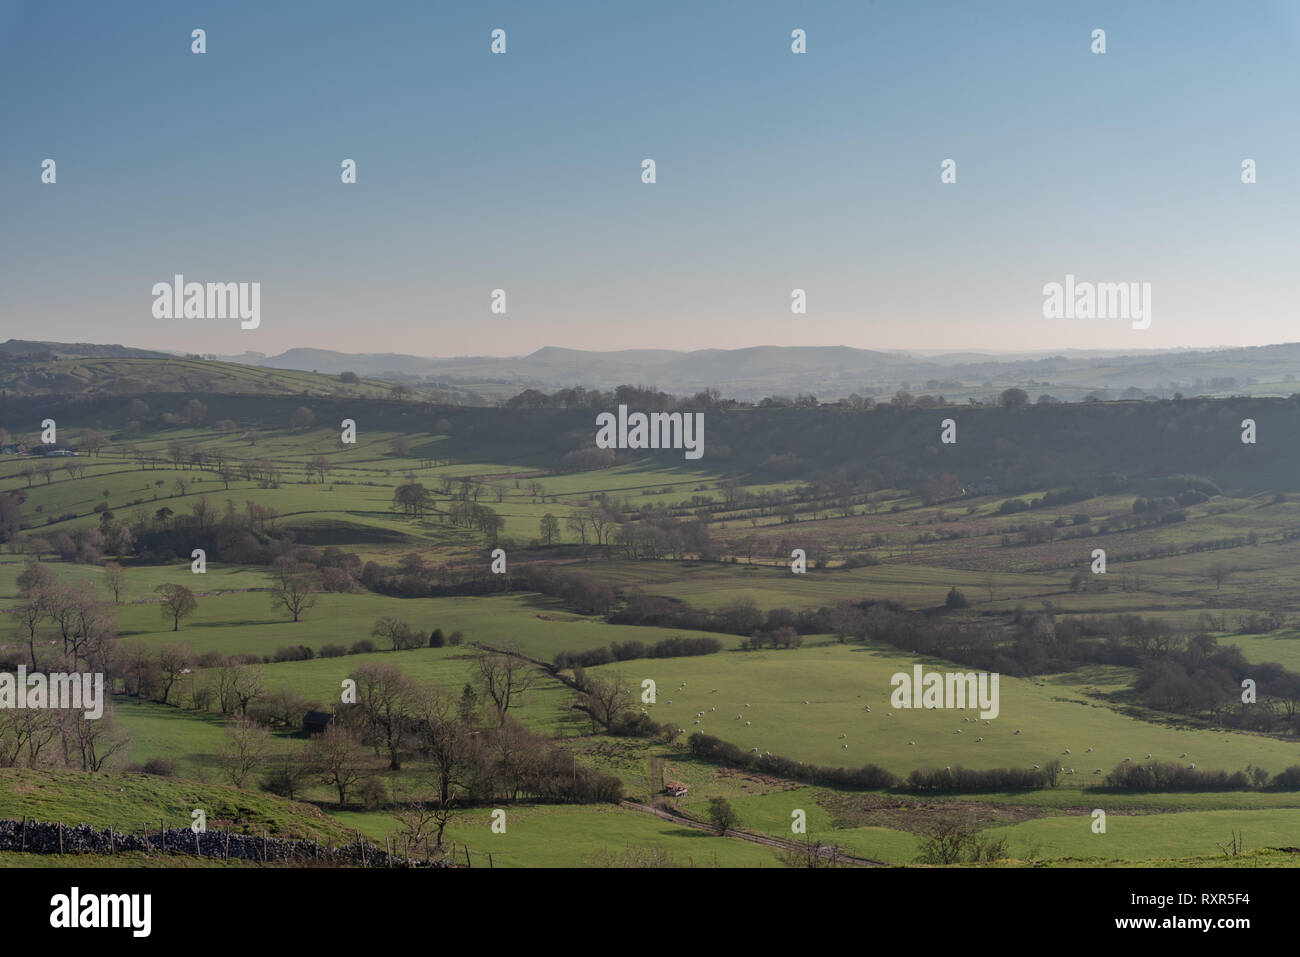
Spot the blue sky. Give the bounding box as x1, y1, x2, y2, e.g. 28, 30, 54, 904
2, 0, 1297, 357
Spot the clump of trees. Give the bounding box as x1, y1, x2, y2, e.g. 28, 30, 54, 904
553, 635, 722, 670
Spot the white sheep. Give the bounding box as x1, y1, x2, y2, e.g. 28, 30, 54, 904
976, 737, 983, 742
908, 740, 915, 746
745, 720, 751, 726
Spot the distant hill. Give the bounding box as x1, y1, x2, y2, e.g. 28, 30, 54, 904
6, 339, 1300, 403
0, 339, 170, 359
216, 341, 1300, 402
0, 354, 479, 403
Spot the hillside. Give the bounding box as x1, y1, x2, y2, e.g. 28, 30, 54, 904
0, 354, 481, 403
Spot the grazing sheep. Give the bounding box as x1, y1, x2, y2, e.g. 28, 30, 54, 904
1188, 763, 1196, 770
1032, 764, 1040, 770
839, 733, 847, 739
908, 740, 915, 746
887, 712, 893, 717
667, 700, 672, 704
1094, 768, 1102, 773
1064, 748, 1071, 754
710, 706, 716, 712
842, 744, 849, 749
745, 703, 751, 708
693, 720, 699, 725
697, 712, 704, 717
1014, 729, 1022, 735
1123, 757, 1131, 763
864, 706, 871, 712
1180, 753, 1188, 758
745, 720, 751, 726
976, 737, 983, 742
963, 717, 970, 723
1146, 753, 1152, 759
1086, 747, 1092, 753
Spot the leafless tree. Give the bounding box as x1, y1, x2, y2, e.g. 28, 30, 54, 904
269, 558, 319, 622
217, 715, 272, 787
353, 662, 418, 770
103, 563, 126, 603
305, 724, 370, 806
474, 649, 536, 724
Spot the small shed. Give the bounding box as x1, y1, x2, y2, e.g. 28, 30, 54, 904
302, 710, 334, 736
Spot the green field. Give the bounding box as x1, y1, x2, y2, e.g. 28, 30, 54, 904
3, 394, 1300, 867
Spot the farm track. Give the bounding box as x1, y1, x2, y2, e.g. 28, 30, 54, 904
619, 799, 888, 866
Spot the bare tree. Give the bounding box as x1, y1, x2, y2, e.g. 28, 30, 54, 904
1207, 563, 1233, 591
103, 563, 126, 603
305, 724, 370, 806
64, 703, 129, 772
371, 615, 415, 651
230, 664, 265, 716
474, 649, 536, 724
156, 643, 195, 706
353, 662, 418, 770
269, 558, 319, 622
13, 596, 44, 668
411, 689, 475, 847
156, 583, 197, 631
217, 716, 272, 787
580, 673, 632, 731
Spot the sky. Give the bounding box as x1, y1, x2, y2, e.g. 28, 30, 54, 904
1, 0, 1297, 358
